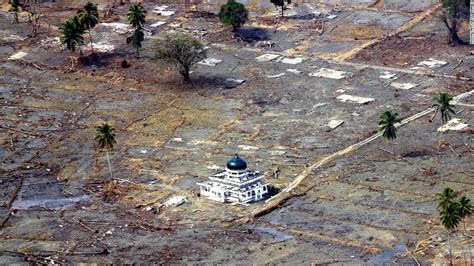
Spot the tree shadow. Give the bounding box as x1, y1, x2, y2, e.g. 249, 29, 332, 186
158, 74, 243, 92
234, 27, 271, 42
78, 51, 130, 68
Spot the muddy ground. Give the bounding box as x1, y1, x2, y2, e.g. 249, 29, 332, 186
0, 0, 473, 264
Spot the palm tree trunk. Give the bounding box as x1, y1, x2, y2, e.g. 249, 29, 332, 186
181, 66, 190, 82
106, 150, 113, 179
136, 47, 139, 59
89, 29, 94, 54
281, 6, 284, 18
430, 106, 439, 122
460, 233, 468, 266
32, 1, 37, 37
463, 221, 473, 266
448, 231, 453, 266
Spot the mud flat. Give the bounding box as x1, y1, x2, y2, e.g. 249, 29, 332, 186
0, 0, 472, 264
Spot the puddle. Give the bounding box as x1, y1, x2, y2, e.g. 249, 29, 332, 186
401, 150, 432, 158
12, 194, 90, 210
251, 226, 294, 242
366, 244, 407, 264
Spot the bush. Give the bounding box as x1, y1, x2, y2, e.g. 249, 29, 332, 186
218, 0, 249, 31
154, 33, 207, 82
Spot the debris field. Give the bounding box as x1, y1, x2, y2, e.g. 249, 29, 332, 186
0, 0, 473, 264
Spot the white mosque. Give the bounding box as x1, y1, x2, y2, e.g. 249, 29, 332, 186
197, 154, 270, 203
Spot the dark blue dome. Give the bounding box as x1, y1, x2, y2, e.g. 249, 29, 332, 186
226, 154, 247, 170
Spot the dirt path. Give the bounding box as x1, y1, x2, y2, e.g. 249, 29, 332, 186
334, 3, 442, 61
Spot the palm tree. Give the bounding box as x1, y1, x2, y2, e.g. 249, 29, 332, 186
127, 28, 144, 58
28, 0, 41, 37
127, 3, 146, 29
457, 195, 472, 265
437, 187, 457, 212
28, 11, 40, 36
95, 122, 117, 179
11, 0, 20, 23
379, 111, 401, 141
431, 92, 456, 124
77, 2, 99, 54
59, 16, 85, 53
458, 195, 472, 230
440, 202, 461, 266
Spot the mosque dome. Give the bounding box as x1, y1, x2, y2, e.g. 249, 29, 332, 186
226, 154, 247, 170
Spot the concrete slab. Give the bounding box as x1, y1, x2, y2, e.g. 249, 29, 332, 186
287, 68, 303, 74
379, 71, 397, 80
98, 22, 131, 35
266, 73, 286, 78
8, 51, 28, 61
327, 120, 344, 130
278, 57, 306, 65
337, 94, 375, 104
151, 21, 167, 27
437, 118, 469, 132
390, 82, 418, 90
93, 42, 115, 52
198, 58, 223, 67
151, 5, 176, 16
310, 68, 352, 79
255, 54, 281, 62
238, 145, 259, 150
417, 58, 448, 68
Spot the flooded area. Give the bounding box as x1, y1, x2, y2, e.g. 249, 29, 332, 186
0, 0, 473, 264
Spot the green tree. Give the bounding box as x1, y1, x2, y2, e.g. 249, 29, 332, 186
218, 0, 249, 31
379, 111, 401, 141
440, 202, 461, 265
270, 0, 291, 18
95, 122, 117, 179
458, 195, 472, 230
11, 0, 20, 23
59, 16, 85, 53
28, 0, 41, 37
437, 187, 462, 265
457, 195, 472, 265
154, 33, 207, 82
28, 11, 40, 37
77, 2, 99, 54
431, 92, 456, 124
127, 28, 144, 58
441, 0, 470, 45
127, 3, 146, 29
437, 187, 457, 211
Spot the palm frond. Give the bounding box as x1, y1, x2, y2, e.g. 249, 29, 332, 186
379, 110, 400, 140
95, 123, 117, 150
458, 195, 472, 219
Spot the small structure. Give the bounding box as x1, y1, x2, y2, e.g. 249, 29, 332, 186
197, 155, 270, 203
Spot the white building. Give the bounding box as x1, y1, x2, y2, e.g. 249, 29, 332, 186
197, 155, 270, 203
